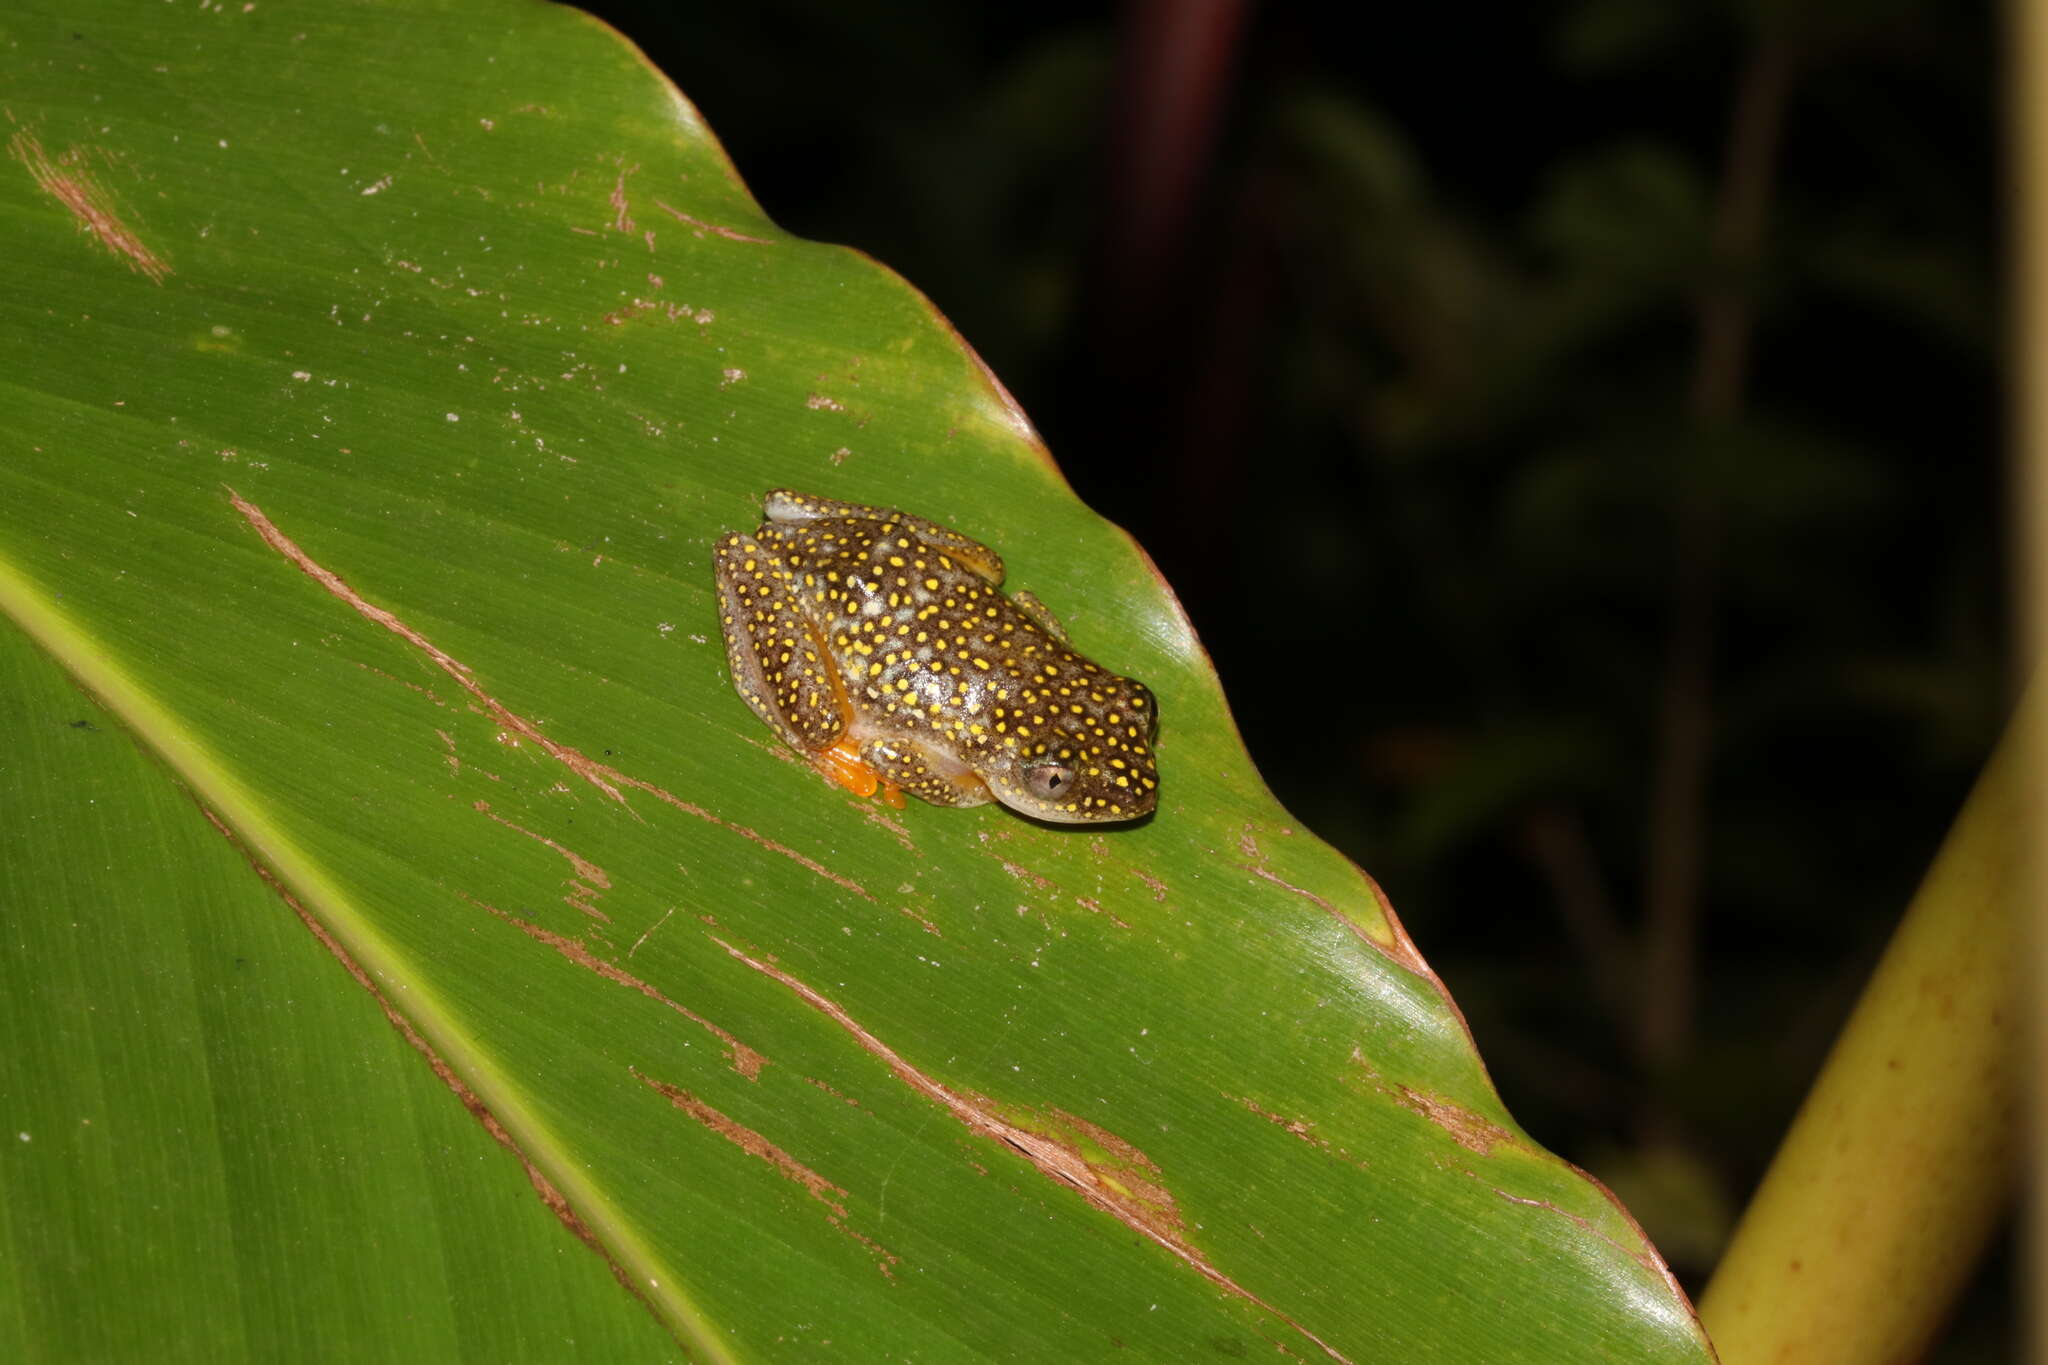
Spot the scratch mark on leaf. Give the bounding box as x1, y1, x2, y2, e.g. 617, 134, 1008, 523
636, 1070, 899, 1277
994, 856, 1127, 928
616, 772, 872, 900
628, 905, 675, 958
1239, 822, 1421, 969
473, 798, 612, 921
228, 490, 873, 902
1229, 1095, 1370, 1171
10, 131, 169, 282
1071, 896, 1130, 929
859, 800, 916, 852
1393, 1085, 1514, 1157
475, 898, 766, 1080
192, 807, 662, 1327
996, 858, 1055, 894
711, 934, 1355, 1363
1491, 1188, 1665, 1277
651, 198, 772, 244
609, 162, 637, 234
639, 1071, 841, 1210
803, 1074, 860, 1107
1350, 1048, 1517, 1158
1238, 825, 1336, 915
896, 904, 942, 937
228, 489, 630, 804
349, 658, 443, 703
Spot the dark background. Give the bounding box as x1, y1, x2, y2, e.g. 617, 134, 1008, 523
579, 1, 2009, 1355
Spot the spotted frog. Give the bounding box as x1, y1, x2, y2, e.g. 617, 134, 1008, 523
713, 489, 1159, 822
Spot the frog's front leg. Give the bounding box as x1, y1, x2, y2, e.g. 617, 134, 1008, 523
859, 736, 994, 809
712, 531, 847, 754
1009, 590, 1070, 645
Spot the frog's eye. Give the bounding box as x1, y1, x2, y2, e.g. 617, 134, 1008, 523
1024, 763, 1076, 803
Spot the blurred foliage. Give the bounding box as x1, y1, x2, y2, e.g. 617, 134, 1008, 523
586, 0, 2005, 1354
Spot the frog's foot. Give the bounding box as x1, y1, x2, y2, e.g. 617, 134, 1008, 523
713, 531, 846, 753
818, 734, 906, 809
860, 736, 992, 809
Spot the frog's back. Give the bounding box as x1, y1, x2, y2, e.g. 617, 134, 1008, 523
759, 513, 1054, 743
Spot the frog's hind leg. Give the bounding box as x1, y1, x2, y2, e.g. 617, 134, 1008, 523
713, 531, 846, 755
858, 736, 993, 809
762, 488, 1006, 585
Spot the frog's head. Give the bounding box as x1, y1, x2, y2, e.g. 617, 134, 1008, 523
983, 677, 1160, 824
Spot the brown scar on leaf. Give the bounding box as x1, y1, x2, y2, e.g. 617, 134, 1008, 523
227, 489, 873, 902
1131, 869, 1169, 903
1348, 1048, 1517, 1158
473, 798, 612, 922
635, 1070, 899, 1278
191, 806, 663, 1329
1229, 1096, 1370, 1172
473, 897, 765, 1080
1392, 1085, 1515, 1158
651, 198, 772, 244
11, 131, 170, 283
710, 933, 1356, 1364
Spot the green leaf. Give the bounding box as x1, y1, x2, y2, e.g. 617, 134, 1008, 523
0, 2, 1715, 1360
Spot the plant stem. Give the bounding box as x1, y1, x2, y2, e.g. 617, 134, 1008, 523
1696, 686, 2033, 1363
1639, 37, 1795, 1074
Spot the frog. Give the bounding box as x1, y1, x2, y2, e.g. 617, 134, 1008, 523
712, 489, 1160, 823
